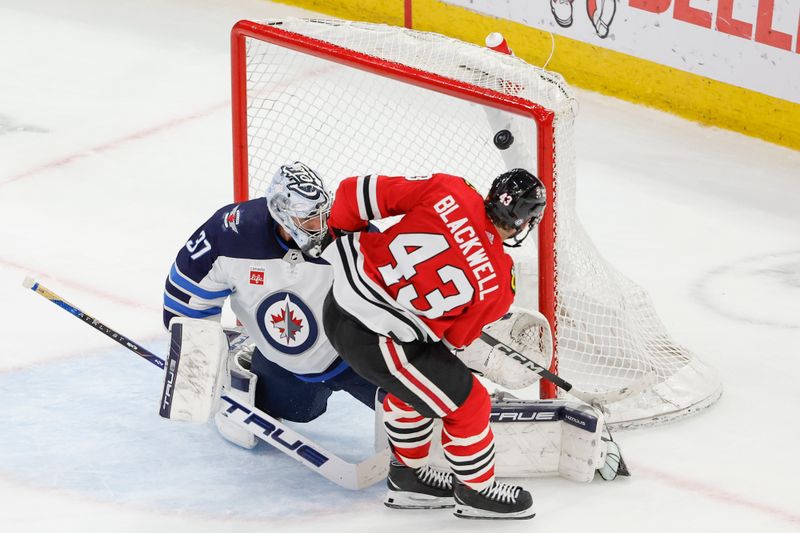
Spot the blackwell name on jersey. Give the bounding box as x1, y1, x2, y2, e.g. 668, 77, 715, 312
433, 194, 499, 301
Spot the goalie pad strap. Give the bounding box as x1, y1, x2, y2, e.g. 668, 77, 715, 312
215, 348, 259, 449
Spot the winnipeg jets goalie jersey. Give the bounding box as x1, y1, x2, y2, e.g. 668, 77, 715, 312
323, 174, 515, 349
163, 199, 337, 376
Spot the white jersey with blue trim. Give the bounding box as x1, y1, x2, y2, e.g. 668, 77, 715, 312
163, 198, 337, 375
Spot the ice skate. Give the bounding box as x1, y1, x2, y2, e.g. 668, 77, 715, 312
384, 461, 454, 510
453, 479, 535, 520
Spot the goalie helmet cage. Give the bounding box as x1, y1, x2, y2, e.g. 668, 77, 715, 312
230, 18, 721, 429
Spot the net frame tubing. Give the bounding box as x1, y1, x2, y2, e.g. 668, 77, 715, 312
230, 19, 559, 398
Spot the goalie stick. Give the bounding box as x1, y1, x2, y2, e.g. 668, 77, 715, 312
22, 276, 390, 490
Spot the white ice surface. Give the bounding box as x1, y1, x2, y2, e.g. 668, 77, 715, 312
1, 1, 799, 532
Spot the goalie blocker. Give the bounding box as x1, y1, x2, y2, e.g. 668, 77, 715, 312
159, 318, 259, 447
159, 318, 229, 422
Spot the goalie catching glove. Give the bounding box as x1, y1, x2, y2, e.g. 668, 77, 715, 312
455, 306, 553, 389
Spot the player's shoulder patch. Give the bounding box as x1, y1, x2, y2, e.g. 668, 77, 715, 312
204, 199, 282, 261
222, 204, 242, 234
219, 198, 269, 236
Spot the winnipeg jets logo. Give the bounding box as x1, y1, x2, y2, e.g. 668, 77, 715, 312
287, 178, 327, 201
283, 164, 329, 202
256, 291, 318, 355
223, 205, 241, 233
270, 297, 304, 343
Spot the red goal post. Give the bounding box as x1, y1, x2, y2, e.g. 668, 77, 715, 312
229, 18, 722, 429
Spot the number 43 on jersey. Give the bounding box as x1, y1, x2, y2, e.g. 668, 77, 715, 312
377, 233, 473, 319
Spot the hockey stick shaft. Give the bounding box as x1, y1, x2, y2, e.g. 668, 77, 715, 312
23, 277, 389, 490
23, 277, 165, 369
479, 331, 573, 392
480, 330, 639, 405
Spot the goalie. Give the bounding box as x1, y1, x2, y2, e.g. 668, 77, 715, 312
161, 162, 378, 448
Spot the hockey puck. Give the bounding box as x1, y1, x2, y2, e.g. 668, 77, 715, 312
493, 129, 514, 150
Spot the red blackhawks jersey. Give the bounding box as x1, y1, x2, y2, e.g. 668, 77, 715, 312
322, 173, 515, 349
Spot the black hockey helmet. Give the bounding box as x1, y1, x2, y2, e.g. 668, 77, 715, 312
485, 168, 546, 248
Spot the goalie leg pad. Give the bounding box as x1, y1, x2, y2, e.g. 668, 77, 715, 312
160, 318, 228, 423
214, 347, 258, 449
426, 394, 609, 483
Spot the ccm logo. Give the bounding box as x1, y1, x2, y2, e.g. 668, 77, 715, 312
220, 396, 329, 467
496, 344, 541, 373
250, 269, 264, 285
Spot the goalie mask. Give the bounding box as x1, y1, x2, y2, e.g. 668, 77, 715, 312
485, 168, 546, 248
266, 162, 332, 258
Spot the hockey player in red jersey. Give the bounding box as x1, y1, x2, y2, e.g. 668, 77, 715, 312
321, 169, 546, 520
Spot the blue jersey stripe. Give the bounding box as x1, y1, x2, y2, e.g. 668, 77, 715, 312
163, 294, 222, 319
170, 264, 232, 300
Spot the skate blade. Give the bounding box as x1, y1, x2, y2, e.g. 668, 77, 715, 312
454, 504, 535, 520
384, 491, 455, 510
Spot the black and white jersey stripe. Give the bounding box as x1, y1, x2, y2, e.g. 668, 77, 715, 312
356, 175, 382, 221
345, 235, 435, 341
329, 233, 437, 343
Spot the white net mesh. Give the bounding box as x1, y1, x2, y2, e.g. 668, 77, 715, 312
234, 18, 721, 428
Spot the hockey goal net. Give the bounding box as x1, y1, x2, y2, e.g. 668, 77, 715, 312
230, 18, 722, 429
